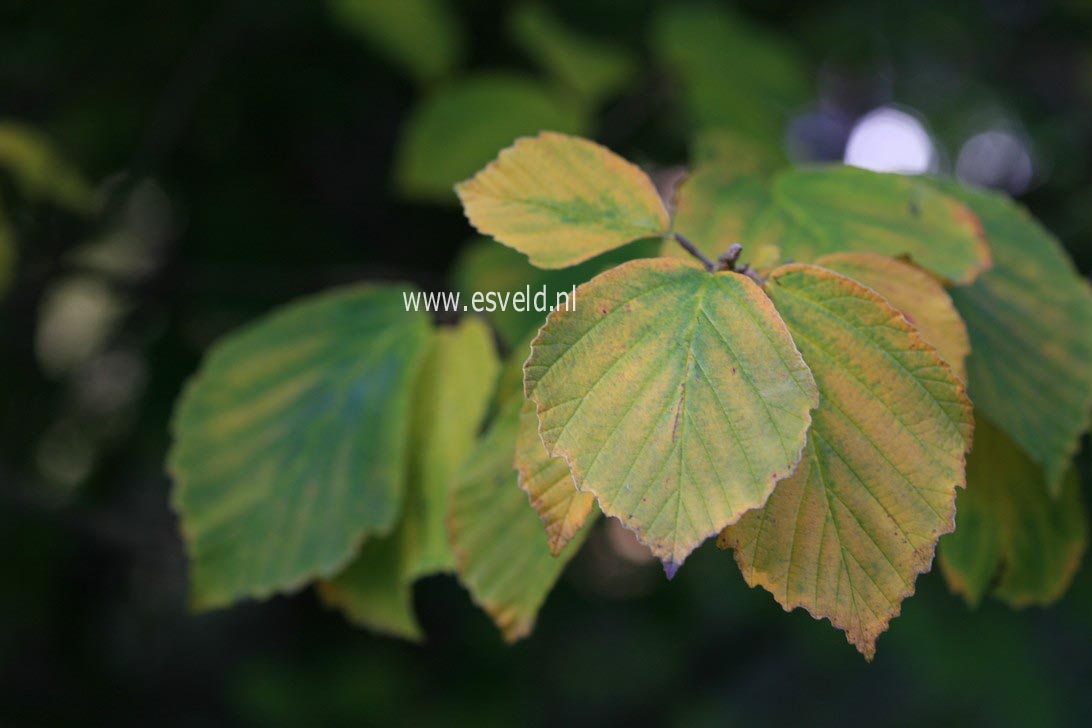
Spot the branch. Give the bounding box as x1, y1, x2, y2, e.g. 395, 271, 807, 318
673, 232, 715, 272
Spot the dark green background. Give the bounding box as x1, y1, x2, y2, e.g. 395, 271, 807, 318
2, 0, 1091, 724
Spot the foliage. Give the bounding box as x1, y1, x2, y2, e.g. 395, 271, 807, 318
167, 127, 1092, 660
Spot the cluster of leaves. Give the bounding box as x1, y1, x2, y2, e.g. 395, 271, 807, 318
169, 128, 1092, 659
165, 2, 1092, 659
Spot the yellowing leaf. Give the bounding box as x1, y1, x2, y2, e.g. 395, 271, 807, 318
448, 400, 591, 641
401, 317, 500, 580
316, 534, 422, 641
328, 0, 463, 84
661, 162, 771, 262
939, 417, 1086, 608
169, 286, 431, 609
525, 258, 818, 572
933, 180, 1092, 492
397, 75, 584, 203
456, 132, 670, 268
509, 4, 636, 108
750, 166, 991, 284
815, 252, 970, 381
691, 127, 785, 174
516, 397, 596, 555
719, 264, 973, 660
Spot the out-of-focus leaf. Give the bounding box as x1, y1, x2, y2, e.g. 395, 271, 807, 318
720, 264, 973, 660
316, 534, 421, 641
509, 3, 636, 108
457, 132, 667, 267
650, 5, 808, 152
448, 399, 591, 641
169, 286, 430, 609
691, 127, 785, 174
401, 317, 499, 581
932, 179, 1092, 492
397, 76, 584, 204
320, 317, 498, 635
327, 0, 463, 84
452, 236, 661, 346
515, 397, 596, 555
525, 258, 817, 572
749, 166, 992, 284
815, 252, 970, 381
939, 418, 1086, 608
0, 121, 93, 212
661, 162, 771, 261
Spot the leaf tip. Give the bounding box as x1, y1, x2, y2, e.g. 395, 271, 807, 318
662, 559, 681, 580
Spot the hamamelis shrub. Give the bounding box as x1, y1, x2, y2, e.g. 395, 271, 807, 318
168, 132, 1092, 659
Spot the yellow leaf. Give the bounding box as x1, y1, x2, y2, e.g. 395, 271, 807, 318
939, 417, 1086, 608
815, 252, 970, 382
525, 257, 818, 573
456, 132, 670, 268
719, 264, 972, 660
516, 397, 596, 556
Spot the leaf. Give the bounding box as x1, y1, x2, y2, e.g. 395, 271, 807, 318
327, 0, 463, 84
316, 534, 422, 641
452, 236, 661, 347
509, 3, 636, 108
319, 317, 498, 635
0, 121, 93, 212
169, 285, 431, 609
719, 264, 973, 660
448, 400, 592, 641
516, 397, 596, 555
691, 127, 786, 174
525, 257, 818, 572
456, 132, 670, 268
750, 166, 992, 284
815, 252, 970, 381
932, 180, 1092, 491
650, 5, 808, 152
661, 162, 771, 262
938, 418, 1086, 608
400, 317, 500, 581
397, 75, 584, 204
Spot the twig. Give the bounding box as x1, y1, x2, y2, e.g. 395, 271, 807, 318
673, 232, 715, 272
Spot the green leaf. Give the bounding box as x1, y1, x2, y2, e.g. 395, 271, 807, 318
452, 236, 661, 347
169, 285, 431, 609
0, 121, 93, 212
691, 127, 786, 173
932, 180, 1092, 491
400, 317, 500, 581
327, 0, 463, 84
516, 397, 596, 556
397, 76, 584, 204
750, 166, 992, 284
448, 399, 592, 641
319, 317, 499, 636
457, 132, 669, 268
939, 418, 1086, 608
525, 258, 818, 572
650, 5, 808, 152
815, 252, 970, 381
720, 264, 973, 660
509, 3, 636, 108
316, 534, 422, 641
661, 162, 771, 262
